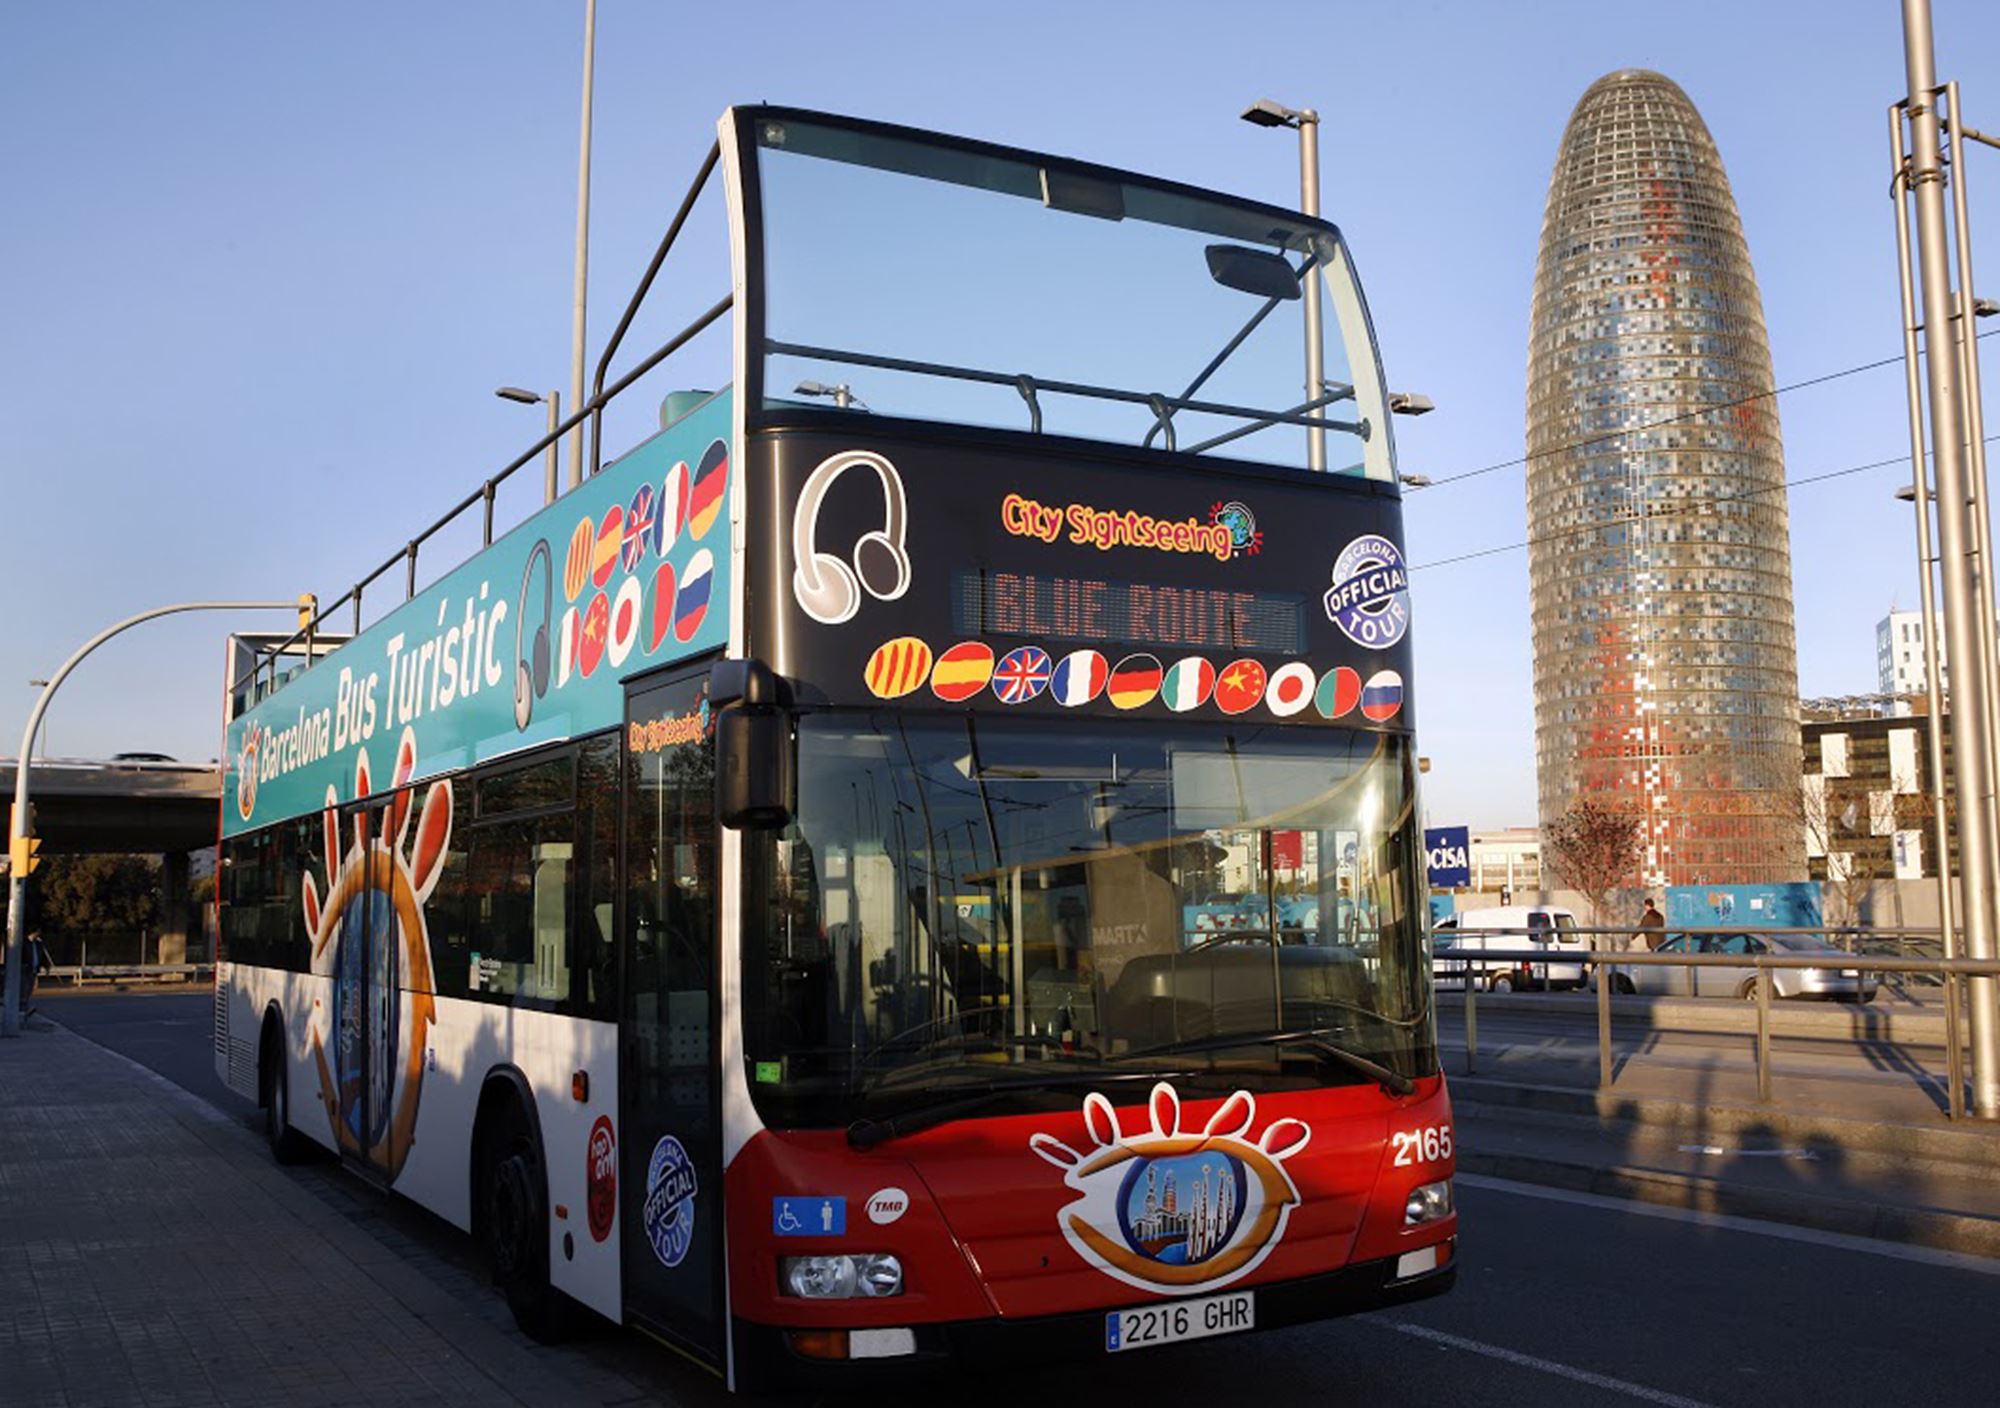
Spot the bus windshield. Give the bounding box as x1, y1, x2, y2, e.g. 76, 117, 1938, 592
750, 113, 1396, 478
741, 713, 1433, 1129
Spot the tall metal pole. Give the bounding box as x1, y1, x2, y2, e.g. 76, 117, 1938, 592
1298, 109, 1326, 473
1890, 108, 1957, 964
1901, 0, 2000, 1118
544, 391, 561, 504
566, 0, 597, 490
4, 601, 301, 1038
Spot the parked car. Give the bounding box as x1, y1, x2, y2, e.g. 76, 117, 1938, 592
1432, 905, 1587, 991
1624, 932, 1879, 1002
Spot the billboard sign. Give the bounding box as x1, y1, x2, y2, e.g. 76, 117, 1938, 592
1424, 825, 1470, 889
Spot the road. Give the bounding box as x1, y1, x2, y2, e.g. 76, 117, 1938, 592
39, 988, 2000, 1407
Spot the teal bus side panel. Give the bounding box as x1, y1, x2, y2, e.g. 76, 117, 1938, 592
223, 390, 733, 837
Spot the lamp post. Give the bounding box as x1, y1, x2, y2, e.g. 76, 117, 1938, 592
1242, 98, 1325, 472
497, 387, 562, 504
6, 600, 305, 1037
567, 0, 597, 490
25, 681, 48, 758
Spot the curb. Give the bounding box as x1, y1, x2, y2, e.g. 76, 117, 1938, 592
1453, 1145, 2000, 1261
1450, 1076, 2000, 1166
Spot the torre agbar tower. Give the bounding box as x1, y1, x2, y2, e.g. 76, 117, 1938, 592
1526, 70, 1803, 888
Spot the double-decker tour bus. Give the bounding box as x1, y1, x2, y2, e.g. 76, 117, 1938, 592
214, 106, 1453, 1389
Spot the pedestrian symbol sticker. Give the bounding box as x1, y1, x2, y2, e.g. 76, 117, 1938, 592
773, 1196, 846, 1236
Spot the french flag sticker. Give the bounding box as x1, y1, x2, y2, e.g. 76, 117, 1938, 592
1051, 649, 1109, 706
1360, 669, 1404, 722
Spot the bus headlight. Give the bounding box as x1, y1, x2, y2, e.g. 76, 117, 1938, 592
1404, 1179, 1453, 1225
782, 1253, 904, 1298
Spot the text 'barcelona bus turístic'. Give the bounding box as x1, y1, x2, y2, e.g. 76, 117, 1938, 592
213, 106, 1452, 1391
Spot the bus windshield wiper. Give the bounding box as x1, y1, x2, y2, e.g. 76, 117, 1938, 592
1122, 1027, 1415, 1097
846, 1069, 1199, 1150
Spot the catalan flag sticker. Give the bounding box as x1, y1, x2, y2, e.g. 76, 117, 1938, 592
1162, 656, 1216, 713
563, 518, 595, 602
1315, 665, 1362, 720
1107, 653, 1163, 710
1360, 669, 1404, 722
865, 637, 935, 699
688, 438, 729, 541
1265, 661, 1316, 718
592, 506, 624, 589
1214, 659, 1267, 716
1051, 649, 1108, 707
931, 642, 996, 702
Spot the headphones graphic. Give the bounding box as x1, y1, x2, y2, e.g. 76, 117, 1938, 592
790, 449, 912, 625
514, 538, 553, 730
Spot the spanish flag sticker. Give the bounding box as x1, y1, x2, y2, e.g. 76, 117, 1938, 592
930, 642, 995, 702
866, 637, 934, 699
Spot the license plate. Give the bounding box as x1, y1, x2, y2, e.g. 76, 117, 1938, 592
1105, 1291, 1255, 1353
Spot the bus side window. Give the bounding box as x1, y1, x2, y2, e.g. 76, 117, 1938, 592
425, 778, 472, 998
578, 733, 620, 1019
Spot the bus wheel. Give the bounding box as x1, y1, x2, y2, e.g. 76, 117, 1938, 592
261, 1024, 311, 1165
481, 1097, 571, 1344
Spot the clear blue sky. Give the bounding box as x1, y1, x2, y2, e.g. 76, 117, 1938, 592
4, 0, 1997, 830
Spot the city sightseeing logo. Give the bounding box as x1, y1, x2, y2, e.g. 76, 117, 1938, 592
302, 728, 452, 1181
1209, 501, 1262, 558
235, 733, 258, 822
1029, 1083, 1310, 1293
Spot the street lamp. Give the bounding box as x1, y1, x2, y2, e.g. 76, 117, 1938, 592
1400, 474, 1435, 489
497, 387, 561, 505
568, 0, 597, 491
1388, 392, 1436, 417
795, 380, 865, 411
24, 681, 48, 758
1241, 97, 1325, 472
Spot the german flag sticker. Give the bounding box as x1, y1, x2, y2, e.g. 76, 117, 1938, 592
930, 641, 995, 702
865, 637, 934, 699
1107, 653, 1163, 710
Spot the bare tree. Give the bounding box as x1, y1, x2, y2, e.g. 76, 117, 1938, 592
1542, 800, 1644, 925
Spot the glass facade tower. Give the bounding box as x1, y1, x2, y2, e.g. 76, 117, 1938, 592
1527, 70, 1803, 888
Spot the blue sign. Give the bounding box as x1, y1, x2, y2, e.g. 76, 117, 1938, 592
773, 1196, 847, 1237
1665, 884, 1821, 931
642, 1136, 698, 1268
1424, 826, 1471, 890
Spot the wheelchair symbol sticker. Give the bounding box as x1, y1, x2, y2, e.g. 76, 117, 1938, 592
773, 1196, 846, 1236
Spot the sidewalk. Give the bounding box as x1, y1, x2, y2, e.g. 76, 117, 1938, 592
0, 1022, 713, 1408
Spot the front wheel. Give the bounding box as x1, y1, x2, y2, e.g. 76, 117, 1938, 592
1488, 971, 1515, 994
1613, 973, 1636, 995
481, 1099, 571, 1344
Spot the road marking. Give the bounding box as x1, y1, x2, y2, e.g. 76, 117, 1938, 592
1363, 1318, 1719, 1408
1458, 1172, 2000, 1275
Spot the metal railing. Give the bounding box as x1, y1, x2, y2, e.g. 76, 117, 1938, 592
1435, 925, 2000, 1121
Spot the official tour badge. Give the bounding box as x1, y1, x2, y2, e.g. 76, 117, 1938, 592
1324, 534, 1410, 648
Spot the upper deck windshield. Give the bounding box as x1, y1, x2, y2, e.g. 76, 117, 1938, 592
747, 113, 1396, 479
741, 714, 1434, 1130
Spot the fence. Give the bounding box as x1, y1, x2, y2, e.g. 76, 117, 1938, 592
1437, 924, 2000, 1121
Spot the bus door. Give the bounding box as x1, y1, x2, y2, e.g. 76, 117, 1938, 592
618, 666, 725, 1366
333, 797, 403, 1183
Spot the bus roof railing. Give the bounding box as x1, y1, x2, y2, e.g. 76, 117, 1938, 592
232, 140, 730, 707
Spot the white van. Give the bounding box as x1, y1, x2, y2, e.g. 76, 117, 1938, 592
1432, 905, 1587, 991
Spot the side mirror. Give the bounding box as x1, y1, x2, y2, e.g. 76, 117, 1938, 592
1205, 244, 1301, 301
715, 705, 793, 829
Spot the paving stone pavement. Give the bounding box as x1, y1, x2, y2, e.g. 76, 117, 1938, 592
0, 1021, 732, 1408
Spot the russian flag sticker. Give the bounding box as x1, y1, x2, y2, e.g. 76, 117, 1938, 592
1360, 669, 1404, 722
1265, 661, 1316, 718
1051, 649, 1108, 706
674, 549, 714, 642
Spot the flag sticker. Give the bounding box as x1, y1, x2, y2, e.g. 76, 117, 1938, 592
688, 439, 728, 541
675, 549, 714, 642
647, 561, 677, 654
1265, 662, 1316, 718
1214, 659, 1267, 716
1316, 665, 1362, 720
993, 646, 1053, 703
608, 575, 643, 669
1107, 653, 1164, 710
1162, 657, 1216, 713
866, 637, 935, 699
579, 592, 610, 678
1361, 669, 1404, 722
563, 518, 594, 602
557, 606, 579, 687
661, 461, 691, 553
624, 485, 656, 571
592, 507, 624, 589
931, 642, 996, 702
1051, 649, 1109, 707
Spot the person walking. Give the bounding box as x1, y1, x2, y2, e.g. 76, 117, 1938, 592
1635, 898, 1666, 951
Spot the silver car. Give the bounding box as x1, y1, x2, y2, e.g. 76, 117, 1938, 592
1631, 932, 1879, 1002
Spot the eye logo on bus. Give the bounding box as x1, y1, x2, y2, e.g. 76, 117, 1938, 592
300, 727, 452, 1181
1030, 1083, 1310, 1294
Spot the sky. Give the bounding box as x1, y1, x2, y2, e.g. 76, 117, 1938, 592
4, 0, 1998, 831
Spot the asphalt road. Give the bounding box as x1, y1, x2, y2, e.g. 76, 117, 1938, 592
40, 988, 2000, 1408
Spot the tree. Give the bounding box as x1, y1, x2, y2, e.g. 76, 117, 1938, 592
34, 854, 161, 934
1541, 800, 1644, 924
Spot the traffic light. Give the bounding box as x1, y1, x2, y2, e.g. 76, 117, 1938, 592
8, 835, 40, 877
297, 592, 319, 632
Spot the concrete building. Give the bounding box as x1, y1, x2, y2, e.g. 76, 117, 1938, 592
1877, 608, 1946, 699
1799, 706, 1951, 884
1527, 69, 1803, 890
1468, 828, 1543, 899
